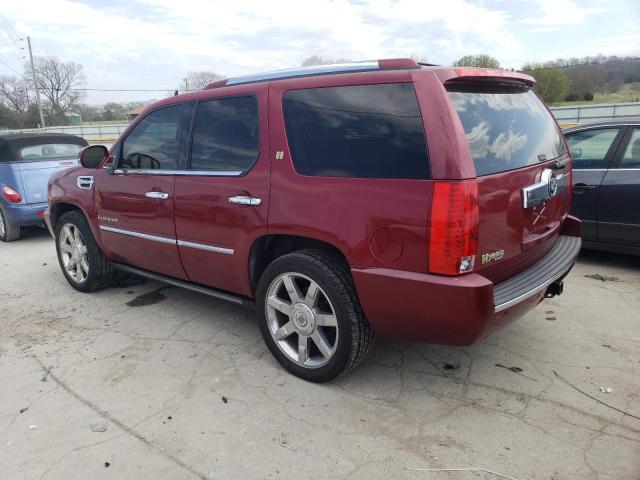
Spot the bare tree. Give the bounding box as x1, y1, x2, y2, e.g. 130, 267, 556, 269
180, 71, 225, 91
409, 53, 430, 64
301, 55, 351, 67
0, 75, 31, 117
24, 56, 85, 122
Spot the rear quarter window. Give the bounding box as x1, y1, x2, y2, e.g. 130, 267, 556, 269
448, 85, 567, 176
282, 83, 430, 179
19, 143, 84, 161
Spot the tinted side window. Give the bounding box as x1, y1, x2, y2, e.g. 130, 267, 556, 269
190, 96, 259, 173
619, 128, 640, 168
566, 128, 619, 169
121, 105, 183, 170
282, 83, 429, 179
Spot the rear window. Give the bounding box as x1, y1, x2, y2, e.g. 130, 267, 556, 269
19, 143, 84, 161
448, 85, 567, 176
282, 83, 429, 179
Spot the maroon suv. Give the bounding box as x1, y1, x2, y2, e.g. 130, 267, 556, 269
46, 58, 581, 382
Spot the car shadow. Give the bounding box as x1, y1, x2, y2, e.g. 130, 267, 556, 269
577, 247, 640, 269
17, 226, 52, 242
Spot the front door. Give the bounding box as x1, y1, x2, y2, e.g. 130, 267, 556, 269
567, 126, 624, 241
597, 126, 640, 246
174, 85, 270, 297
96, 103, 190, 279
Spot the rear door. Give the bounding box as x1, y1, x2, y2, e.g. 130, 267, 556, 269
15, 142, 84, 204
96, 103, 189, 279
597, 126, 640, 246
446, 83, 572, 283
269, 72, 432, 274
174, 85, 270, 297
565, 127, 625, 241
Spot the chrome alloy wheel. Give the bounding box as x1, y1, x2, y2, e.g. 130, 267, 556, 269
265, 272, 339, 368
0, 209, 5, 238
59, 223, 89, 283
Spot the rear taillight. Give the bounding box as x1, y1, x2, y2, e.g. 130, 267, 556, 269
428, 180, 479, 276
2, 185, 22, 203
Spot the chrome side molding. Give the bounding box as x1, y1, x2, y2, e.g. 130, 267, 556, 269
99, 225, 176, 245
177, 239, 234, 255
99, 224, 234, 255
113, 169, 244, 177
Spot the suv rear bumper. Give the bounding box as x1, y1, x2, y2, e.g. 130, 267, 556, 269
351, 233, 581, 346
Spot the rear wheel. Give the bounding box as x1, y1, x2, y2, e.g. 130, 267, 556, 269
0, 206, 21, 242
55, 211, 113, 292
256, 250, 374, 382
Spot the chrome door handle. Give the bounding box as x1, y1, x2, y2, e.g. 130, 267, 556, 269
145, 191, 169, 200
228, 195, 261, 206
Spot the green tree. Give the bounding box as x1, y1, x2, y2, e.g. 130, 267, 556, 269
521, 63, 571, 104
453, 54, 500, 68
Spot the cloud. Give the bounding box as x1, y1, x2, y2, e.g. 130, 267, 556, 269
522, 0, 606, 31
0, 0, 635, 103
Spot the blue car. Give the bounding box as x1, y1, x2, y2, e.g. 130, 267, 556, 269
0, 133, 87, 241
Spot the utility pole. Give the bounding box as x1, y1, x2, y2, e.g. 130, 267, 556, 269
27, 36, 45, 128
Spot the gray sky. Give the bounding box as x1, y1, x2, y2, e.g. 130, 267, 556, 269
1, 0, 639, 104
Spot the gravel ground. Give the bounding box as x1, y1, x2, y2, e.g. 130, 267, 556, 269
1, 227, 639, 480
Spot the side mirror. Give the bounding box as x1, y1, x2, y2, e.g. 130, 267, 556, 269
570, 147, 582, 159
80, 145, 109, 169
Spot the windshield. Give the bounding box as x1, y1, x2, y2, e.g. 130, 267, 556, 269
19, 143, 84, 161
447, 85, 567, 176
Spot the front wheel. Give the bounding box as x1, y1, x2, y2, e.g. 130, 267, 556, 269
55, 210, 113, 292
256, 250, 374, 382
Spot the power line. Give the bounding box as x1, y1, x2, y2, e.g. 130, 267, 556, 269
0, 55, 21, 75
0, 13, 25, 63
0, 13, 22, 45
519, 57, 640, 71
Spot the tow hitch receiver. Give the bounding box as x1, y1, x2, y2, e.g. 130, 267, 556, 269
545, 281, 564, 299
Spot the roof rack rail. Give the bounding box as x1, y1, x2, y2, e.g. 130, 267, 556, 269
205, 58, 419, 89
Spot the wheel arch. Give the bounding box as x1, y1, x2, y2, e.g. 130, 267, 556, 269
50, 201, 87, 229
50, 201, 105, 252
248, 234, 350, 294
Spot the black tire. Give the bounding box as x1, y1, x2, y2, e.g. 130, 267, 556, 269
55, 210, 114, 292
256, 249, 375, 382
0, 206, 21, 242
